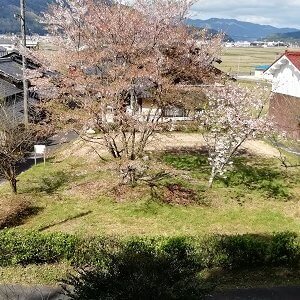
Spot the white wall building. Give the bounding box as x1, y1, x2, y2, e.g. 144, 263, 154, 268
266, 51, 300, 98
265, 51, 300, 139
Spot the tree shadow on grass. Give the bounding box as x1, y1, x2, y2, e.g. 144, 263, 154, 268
25, 171, 74, 195
161, 147, 293, 200
161, 146, 210, 172
0, 206, 43, 230
38, 210, 93, 232
221, 157, 292, 199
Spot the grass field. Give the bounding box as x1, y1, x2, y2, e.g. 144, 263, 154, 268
0, 144, 298, 237
0, 137, 299, 286
218, 47, 290, 75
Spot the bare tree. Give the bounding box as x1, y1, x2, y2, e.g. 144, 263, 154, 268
30, 0, 222, 185
0, 111, 35, 194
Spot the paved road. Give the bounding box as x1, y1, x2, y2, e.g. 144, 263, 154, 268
0, 285, 68, 300
0, 285, 299, 300
0, 131, 78, 185
205, 286, 300, 300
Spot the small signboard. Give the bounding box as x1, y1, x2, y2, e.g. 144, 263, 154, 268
34, 145, 46, 165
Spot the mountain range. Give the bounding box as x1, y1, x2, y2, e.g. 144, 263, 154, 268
266, 31, 300, 42
0, 0, 52, 34
0, 0, 300, 42
186, 18, 300, 41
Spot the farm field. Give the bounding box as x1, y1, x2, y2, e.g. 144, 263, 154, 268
218, 47, 292, 75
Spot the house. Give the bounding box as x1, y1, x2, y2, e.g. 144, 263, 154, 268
0, 52, 38, 121
265, 51, 300, 140
0, 38, 16, 53
75, 46, 228, 123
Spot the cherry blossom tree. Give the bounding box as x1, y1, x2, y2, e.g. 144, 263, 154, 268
201, 83, 273, 188
30, 0, 223, 185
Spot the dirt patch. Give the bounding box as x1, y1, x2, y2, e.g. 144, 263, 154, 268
162, 183, 199, 206
59, 133, 280, 160
112, 184, 149, 202
0, 196, 40, 229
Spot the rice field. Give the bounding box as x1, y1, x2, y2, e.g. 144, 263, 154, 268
218, 47, 290, 75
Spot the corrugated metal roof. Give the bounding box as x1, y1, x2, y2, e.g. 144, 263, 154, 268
0, 58, 23, 81
0, 78, 22, 98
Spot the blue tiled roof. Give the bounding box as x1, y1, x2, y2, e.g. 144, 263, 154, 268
255, 65, 270, 71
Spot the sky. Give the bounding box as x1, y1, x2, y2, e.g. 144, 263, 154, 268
190, 0, 300, 29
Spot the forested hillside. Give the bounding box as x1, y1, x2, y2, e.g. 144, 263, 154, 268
187, 18, 299, 41
266, 30, 300, 42
0, 0, 53, 34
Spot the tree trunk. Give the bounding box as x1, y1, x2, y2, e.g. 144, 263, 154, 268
208, 167, 216, 189
9, 165, 17, 194
10, 177, 17, 194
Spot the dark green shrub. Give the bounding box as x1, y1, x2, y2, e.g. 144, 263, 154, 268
0, 230, 78, 266
0, 230, 299, 271
220, 235, 268, 268
72, 236, 121, 267
194, 236, 227, 268
63, 237, 204, 300
269, 232, 300, 266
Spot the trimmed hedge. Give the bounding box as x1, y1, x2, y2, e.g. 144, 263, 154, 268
0, 231, 79, 266
0, 230, 299, 269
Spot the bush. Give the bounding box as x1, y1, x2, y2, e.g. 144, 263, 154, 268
220, 235, 268, 268
269, 232, 300, 266
0, 231, 299, 270
63, 237, 204, 300
0, 231, 78, 266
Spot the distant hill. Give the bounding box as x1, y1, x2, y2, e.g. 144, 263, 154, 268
1, 1, 299, 41
0, 0, 53, 34
266, 31, 300, 42
189, 27, 234, 42
186, 18, 299, 41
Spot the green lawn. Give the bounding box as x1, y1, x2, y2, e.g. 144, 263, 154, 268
0, 149, 298, 237
0, 144, 299, 286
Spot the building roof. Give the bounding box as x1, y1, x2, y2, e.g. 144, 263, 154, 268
286, 51, 300, 71
0, 58, 23, 82
255, 65, 270, 71
0, 38, 16, 45
0, 78, 22, 98
1, 51, 41, 68
265, 51, 300, 74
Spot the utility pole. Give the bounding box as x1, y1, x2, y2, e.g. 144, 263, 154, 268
20, 0, 29, 127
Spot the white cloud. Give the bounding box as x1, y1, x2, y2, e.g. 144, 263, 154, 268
190, 0, 300, 28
